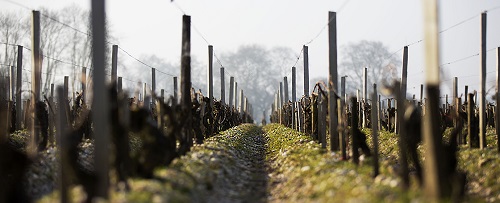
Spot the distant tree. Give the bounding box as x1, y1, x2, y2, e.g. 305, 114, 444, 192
339, 40, 400, 97
218, 44, 297, 123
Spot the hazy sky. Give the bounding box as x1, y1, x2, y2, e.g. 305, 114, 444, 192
2, 0, 500, 102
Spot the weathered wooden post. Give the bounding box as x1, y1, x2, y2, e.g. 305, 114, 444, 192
64, 76, 69, 102
329, 11, 339, 151
234, 82, 238, 110
81, 67, 87, 103
497, 47, 500, 152
111, 45, 118, 86
292, 67, 297, 129
318, 94, 326, 149
10, 66, 15, 101
229, 76, 234, 108
56, 86, 69, 203
468, 93, 477, 148
279, 82, 283, 124
208, 45, 214, 107
173, 76, 178, 105
117, 77, 122, 93
91, 0, 111, 198
362, 67, 368, 128
279, 82, 284, 108
351, 97, 359, 164
29, 10, 41, 156
395, 81, 409, 188
180, 15, 192, 154
420, 84, 424, 104
49, 84, 54, 144
465, 85, 468, 103
151, 68, 156, 96
372, 84, 379, 177
303, 45, 309, 96
220, 67, 225, 104
479, 11, 487, 149
338, 98, 346, 160
399, 46, 409, 135
284, 77, 289, 102
453, 77, 458, 100
16, 46, 22, 130
422, 0, 450, 198
239, 90, 244, 116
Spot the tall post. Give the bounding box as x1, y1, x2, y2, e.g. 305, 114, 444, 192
362, 67, 368, 128
318, 94, 326, 149
56, 86, 69, 203
465, 85, 469, 103
81, 67, 87, 103
111, 45, 118, 85
207, 45, 214, 107
229, 76, 234, 108
423, 0, 448, 198
371, 84, 380, 177
479, 12, 487, 149
239, 90, 244, 116
303, 45, 309, 96
420, 84, 424, 103
117, 77, 122, 93
401, 46, 409, 100
64, 76, 69, 102
173, 76, 178, 105
91, 0, 110, 198
292, 67, 297, 129
279, 82, 284, 108
220, 67, 225, 104
497, 47, 500, 152
329, 11, 339, 151
151, 68, 156, 96
29, 10, 41, 156
234, 82, 238, 111
180, 15, 192, 154
453, 77, 458, 100
284, 77, 289, 102
9, 66, 15, 101
395, 81, 409, 188
49, 84, 54, 143
16, 46, 22, 130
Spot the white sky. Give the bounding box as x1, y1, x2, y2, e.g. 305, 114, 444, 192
2, 0, 500, 102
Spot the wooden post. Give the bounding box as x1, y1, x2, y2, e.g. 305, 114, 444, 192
329, 11, 339, 151
318, 94, 326, 149
284, 77, 289, 102
423, 0, 449, 198
29, 10, 41, 156
351, 97, 359, 164
10, 66, 15, 101
338, 98, 346, 160
497, 47, 500, 152
234, 82, 238, 111
56, 86, 69, 203
64, 76, 69, 102
468, 93, 477, 148
420, 84, 424, 103
173, 76, 178, 105
49, 84, 54, 144
395, 81, 409, 188
362, 67, 368, 128
401, 46, 409, 101
143, 83, 148, 107
111, 45, 118, 85
303, 45, 309, 96
229, 76, 234, 108
279, 82, 284, 108
91, 0, 111, 198
372, 84, 380, 177
465, 85, 468, 103
16, 46, 22, 130
180, 15, 192, 154
239, 90, 244, 116
292, 67, 297, 129
81, 67, 86, 103
117, 77, 122, 93
479, 12, 487, 149
207, 45, 214, 107
220, 67, 225, 104
453, 77, 458, 100
151, 68, 156, 96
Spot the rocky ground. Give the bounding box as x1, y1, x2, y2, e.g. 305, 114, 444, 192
10, 123, 500, 202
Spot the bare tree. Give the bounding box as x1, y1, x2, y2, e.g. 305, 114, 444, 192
339, 40, 400, 96
0, 12, 28, 75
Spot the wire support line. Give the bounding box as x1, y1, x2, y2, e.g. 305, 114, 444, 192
117, 46, 177, 77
